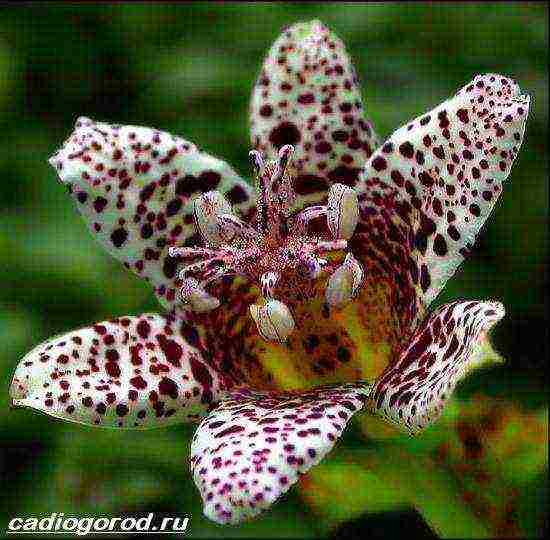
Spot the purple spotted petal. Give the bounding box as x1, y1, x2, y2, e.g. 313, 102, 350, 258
250, 20, 379, 209
190, 382, 371, 524
358, 74, 530, 307
10, 314, 224, 428
371, 300, 505, 434
49, 117, 255, 310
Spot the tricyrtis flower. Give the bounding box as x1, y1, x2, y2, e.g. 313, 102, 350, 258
10, 20, 530, 525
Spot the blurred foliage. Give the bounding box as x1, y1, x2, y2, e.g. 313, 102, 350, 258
0, 2, 547, 538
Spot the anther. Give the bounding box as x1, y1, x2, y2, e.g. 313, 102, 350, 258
193, 191, 233, 247
248, 150, 264, 176
325, 253, 364, 308
250, 300, 295, 343
326, 183, 359, 240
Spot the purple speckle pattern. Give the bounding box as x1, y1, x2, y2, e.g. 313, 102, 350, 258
358, 74, 529, 308
190, 382, 371, 524
48, 117, 254, 310
371, 301, 505, 434
10, 313, 223, 428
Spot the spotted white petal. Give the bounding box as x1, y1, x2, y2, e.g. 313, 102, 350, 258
250, 20, 380, 210
358, 74, 530, 307
249, 300, 295, 343
326, 183, 359, 240
325, 253, 364, 308
371, 300, 505, 434
190, 382, 372, 524
48, 117, 254, 310
10, 314, 223, 428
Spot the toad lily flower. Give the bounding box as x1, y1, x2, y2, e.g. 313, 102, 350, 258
10, 20, 530, 525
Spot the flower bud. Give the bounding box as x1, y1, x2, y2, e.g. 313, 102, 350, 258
193, 191, 233, 247
249, 300, 295, 342
326, 183, 359, 240
325, 253, 363, 308
179, 278, 220, 312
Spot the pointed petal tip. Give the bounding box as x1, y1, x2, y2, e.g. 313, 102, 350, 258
483, 300, 506, 324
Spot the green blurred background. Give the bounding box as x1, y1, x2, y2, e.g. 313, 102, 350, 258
0, 2, 547, 538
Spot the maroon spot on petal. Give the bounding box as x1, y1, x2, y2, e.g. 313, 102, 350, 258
157, 336, 183, 367
162, 254, 180, 280
315, 141, 332, 154
293, 174, 329, 195
327, 166, 360, 187
158, 377, 179, 399
391, 169, 405, 187
456, 108, 469, 123
371, 156, 387, 172
269, 122, 301, 149
105, 361, 121, 378
198, 171, 222, 192
433, 234, 448, 256
214, 425, 245, 438
332, 130, 349, 142
105, 349, 119, 362
93, 197, 108, 213
110, 227, 128, 248
297, 93, 315, 105
166, 198, 182, 217
399, 142, 414, 159
176, 175, 200, 197
225, 185, 248, 205
259, 104, 273, 117
82, 396, 93, 408
130, 375, 148, 390
190, 358, 214, 404
136, 320, 151, 339
139, 183, 156, 202
116, 403, 129, 417
447, 225, 460, 241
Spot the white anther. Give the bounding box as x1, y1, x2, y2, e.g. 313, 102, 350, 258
249, 300, 295, 343
260, 272, 280, 299
179, 278, 220, 312
326, 183, 359, 240
325, 253, 363, 308
193, 191, 233, 248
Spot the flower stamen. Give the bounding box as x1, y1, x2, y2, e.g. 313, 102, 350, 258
171, 146, 364, 341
